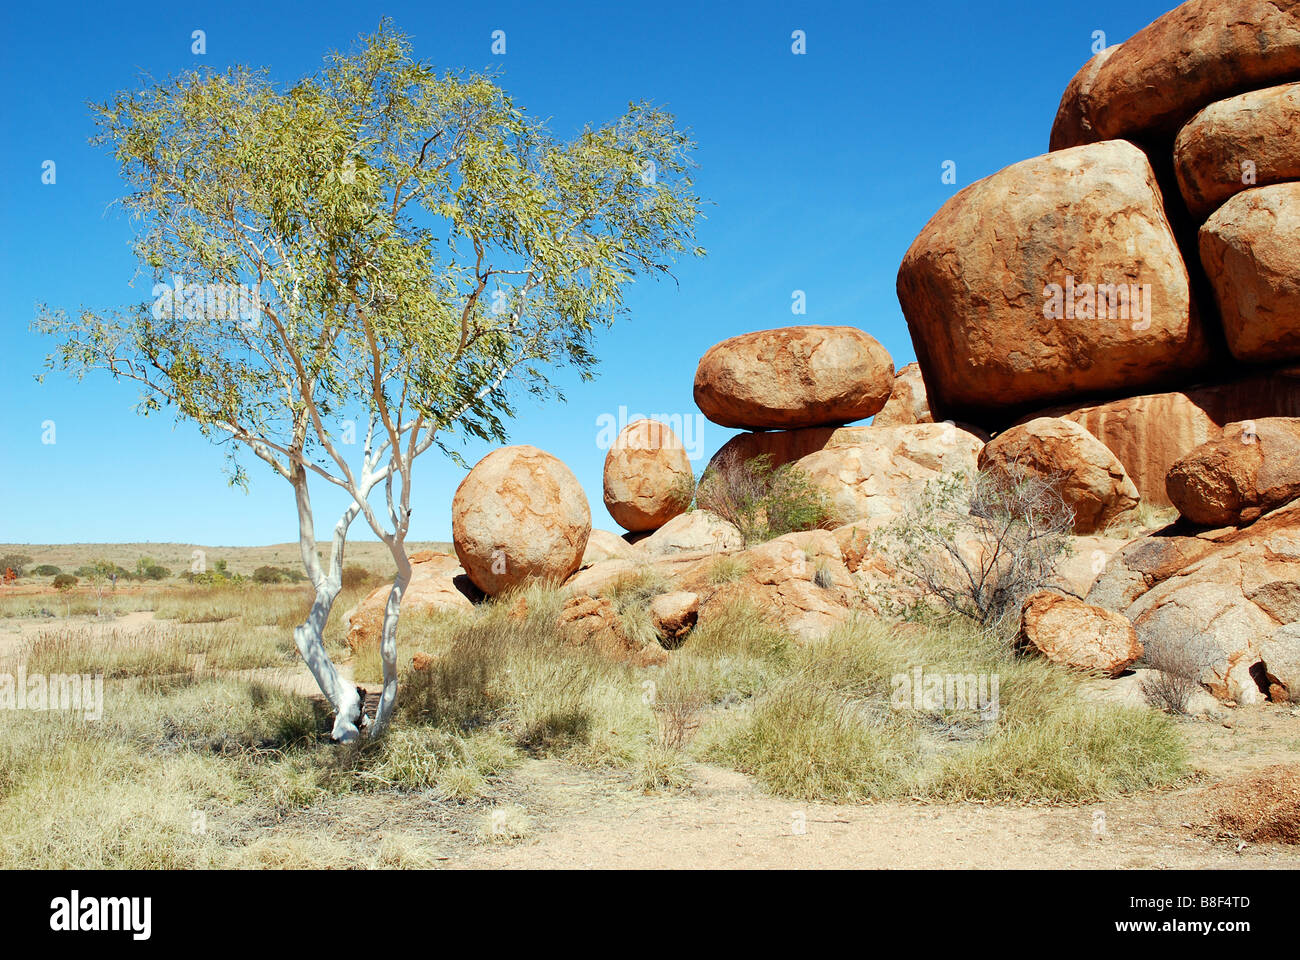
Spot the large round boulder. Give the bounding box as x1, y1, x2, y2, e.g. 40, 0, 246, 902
1199, 183, 1300, 365
451, 445, 591, 595
1050, 0, 1300, 149
693, 326, 894, 430
1166, 418, 1300, 527
602, 419, 694, 533
978, 417, 1139, 534
1174, 82, 1300, 219
897, 140, 1205, 427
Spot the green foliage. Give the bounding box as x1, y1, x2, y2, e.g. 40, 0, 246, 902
252, 565, 307, 585
32, 565, 61, 577
135, 556, 172, 581
52, 574, 78, 591
694, 452, 838, 545
34, 19, 705, 489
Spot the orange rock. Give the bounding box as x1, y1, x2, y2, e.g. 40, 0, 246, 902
897, 141, 1205, 427
556, 594, 668, 667
344, 552, 475, 650
1050, 0, 1300, 149
1034, 370, 1300, 505
872, 362, 933, 428
978, 417, 1139, 534
602, 420, 694, 532
1016, 591, 1143, 677
693, 326, 893, 430
1174, 83, 1300, 219
1166, 418, 1300, 527
451, 445, 591, 596
1199, 183, 1300, 364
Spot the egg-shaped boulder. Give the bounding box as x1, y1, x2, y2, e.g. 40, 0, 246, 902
603, 419, 694, 532
452, 445, 591, 595
693, 326, 894, 430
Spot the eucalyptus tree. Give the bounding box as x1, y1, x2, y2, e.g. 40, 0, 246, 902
36, 23, 703, 740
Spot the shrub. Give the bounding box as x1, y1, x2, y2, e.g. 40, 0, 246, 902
341, 564, 374, 590
1139, 622, 1222, 715
694, 451, 838, 545
0, 554, 32, 577
32, 565, 61, 577
52, 574, 78, 591
871, 466, 1074, 628
135, 557, 171, 581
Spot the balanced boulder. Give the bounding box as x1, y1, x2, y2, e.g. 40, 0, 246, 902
978, 417, 1139, 534
602, 419, 693, 532
1174, 82, 1300, 219
1050, 0, 1300, 149
1199, 183, 1300, 365
897, 140, 1205, 426
1016, 591, 1143, 677
451, 445, 591, 595
1166, 418, 1300, 527
693, 326, 893, 429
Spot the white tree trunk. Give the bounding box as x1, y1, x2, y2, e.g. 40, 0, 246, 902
291, 474, 363, 742
368, 543, 411, 737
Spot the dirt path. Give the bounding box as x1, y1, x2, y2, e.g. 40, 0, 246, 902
444, 754, 1299, 869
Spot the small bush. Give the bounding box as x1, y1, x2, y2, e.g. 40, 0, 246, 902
32, 565, 61, 577
694, 451, 838, 545
341, 564, 375, 590
871, 466, 1074, 628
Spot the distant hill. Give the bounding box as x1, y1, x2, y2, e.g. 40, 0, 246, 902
0, 542, 455, 577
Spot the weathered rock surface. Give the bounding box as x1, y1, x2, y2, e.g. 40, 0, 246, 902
556, 594, 668, 667
580, 529, 643, 568
649, 591, 699, 646
1260, 622, 1300, 701
345, 551, 476, 649
636, 510, 744, 556
873, 362, 934, 428
1116, 502, 1300, 703
693, 326, 894, 430
897, 140, 1204, 426
978, 417, 1140, 534
1167, 418, 1300, 527
602, 419, 694, 533
1035, 370, 1300, 505
679, 530, 857, 641
1174, 82, 1300, 219
705, 426, 841, 475
1016, 591, 1143, 677
451, 445, 591, 596
793, 422, 984, 525
1199, 183, 1300, 365
1050, 0, 1300, 148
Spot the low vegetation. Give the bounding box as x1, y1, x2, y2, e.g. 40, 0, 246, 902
0, 559, 1193, 865
692, 451, 839, 545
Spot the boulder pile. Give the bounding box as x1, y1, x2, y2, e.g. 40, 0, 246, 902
424, 0, 1300, 711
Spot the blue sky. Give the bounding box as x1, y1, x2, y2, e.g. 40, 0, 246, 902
0, 0, 1179, 546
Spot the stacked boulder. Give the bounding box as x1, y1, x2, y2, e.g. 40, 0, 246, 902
898, 0, 1300, 507
895, 0, 1300, 704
